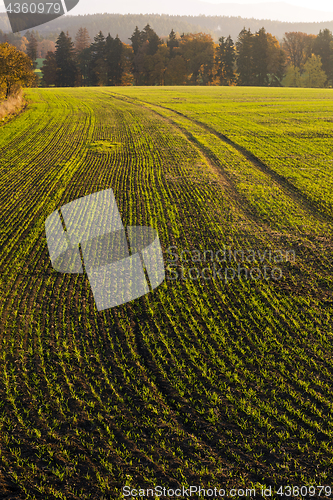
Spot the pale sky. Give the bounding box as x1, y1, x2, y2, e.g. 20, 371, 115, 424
1, 0, 333, 23
205, 0, 331, 7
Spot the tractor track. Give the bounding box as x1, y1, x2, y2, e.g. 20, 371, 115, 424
111, 93, 333, 231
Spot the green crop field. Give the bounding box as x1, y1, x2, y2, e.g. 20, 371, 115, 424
0, 86, 333, 499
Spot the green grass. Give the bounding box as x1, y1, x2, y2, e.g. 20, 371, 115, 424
0, 86, 332, 499
35, 59, 45, 70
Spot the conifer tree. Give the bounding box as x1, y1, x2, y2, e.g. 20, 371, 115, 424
75, 27, 91, 53
41, 51, 57, 86
167, 29, 179, 58
55, 31, 77, 87
217, 35, 235, 85
26, 33, 38, 68
129, 26, 141, 55
105, 34, 123, 85
236, 28, 253, 85
89, 31, 107, 85
252, 28, 269, 86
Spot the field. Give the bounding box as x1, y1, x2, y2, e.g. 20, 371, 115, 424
0, 86, 333, 499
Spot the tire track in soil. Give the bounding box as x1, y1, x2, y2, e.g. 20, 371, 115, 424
105, 94, 295, 485
107, 95, 333, 468
108, 93, 265, 234
112, 93, 333, 232
109, 93, 333, 302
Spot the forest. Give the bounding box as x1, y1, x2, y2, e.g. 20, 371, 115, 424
0, 23, 332, 108
1, 11, 333, 43
38, 25, 332, 88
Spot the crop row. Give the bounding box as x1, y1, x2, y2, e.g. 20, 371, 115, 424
0, 87, 333, 498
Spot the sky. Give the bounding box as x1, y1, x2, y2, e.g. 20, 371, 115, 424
205, 0, 331, 7
1, 0, 333, 22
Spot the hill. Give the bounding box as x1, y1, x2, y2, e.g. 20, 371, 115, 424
1, 12, 333, 42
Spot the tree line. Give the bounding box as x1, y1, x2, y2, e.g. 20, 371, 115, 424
39, 25, 333, 88
0, 30, 55, 59
0, 24, 332, 97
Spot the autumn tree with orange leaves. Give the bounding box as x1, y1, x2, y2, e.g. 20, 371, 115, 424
0, 43, 37, 99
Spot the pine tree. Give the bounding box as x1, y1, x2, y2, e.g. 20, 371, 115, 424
105, 34, 123, 86
252, 28, 269, 86
129, 27, 142, 84
89, 31, 107, 85
130, 25, 160, 84
76, 47, 91, 87
113, 35, 123, 85
55, 31, 77, 87
27, 33, 38, 69
129, 26, 141, 55
142, 24, 160, 56
41, 51, 57, 86
236, 28, 253, 86
167, 29, 179, 58
217, 35, 235, 85
75, 27, 91, 53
